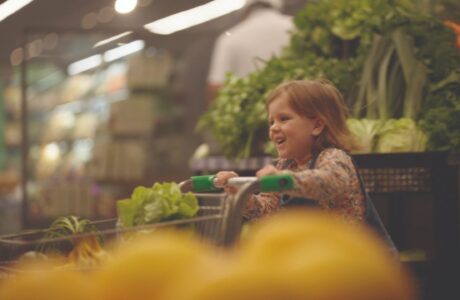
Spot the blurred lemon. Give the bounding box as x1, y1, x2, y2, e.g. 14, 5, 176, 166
94, 229, 224, 300
182, 261, 299, 300
187, 209, 418, 300
0, 261, 97, 300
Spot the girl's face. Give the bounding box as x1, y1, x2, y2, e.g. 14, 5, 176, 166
268, 95, 323, 166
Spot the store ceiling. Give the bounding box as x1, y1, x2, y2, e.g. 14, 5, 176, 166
0, 0, 228, 67
0, 0, 307, 68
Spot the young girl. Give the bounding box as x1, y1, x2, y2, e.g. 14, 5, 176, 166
216, 79, 366, 222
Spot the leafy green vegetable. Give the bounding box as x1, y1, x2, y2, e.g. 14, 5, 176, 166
58, 216, 93, 232
38, 215, 106, 266
347, 119, 384, 153
116, 199, 137, 227
375, 118, 427, 153
117, 182, 199, 227
348, 118, 427, 153
41, 216, 98, 241
420, 81, 460, 152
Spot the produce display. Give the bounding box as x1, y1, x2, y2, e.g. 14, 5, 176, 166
0, 210, 418, 300
198, 0, 460, 158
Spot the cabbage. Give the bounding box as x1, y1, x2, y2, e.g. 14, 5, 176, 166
375, 118, 427, 153
347, 118, 427, 153
347, 118, 384, 153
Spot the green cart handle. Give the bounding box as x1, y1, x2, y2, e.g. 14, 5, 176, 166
190, 174, 294, 193
259, 174, 294, 192
190, 175, 219, 192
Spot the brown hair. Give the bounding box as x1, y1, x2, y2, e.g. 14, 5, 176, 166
266, 79, 358, 156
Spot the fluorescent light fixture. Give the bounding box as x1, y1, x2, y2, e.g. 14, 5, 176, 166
66, 40, 144, 75
67, 54, 102, 75
144, 0, 246, 35
93, 31, 133, 48
0, 0, 34, 22
103, 39, 144, 62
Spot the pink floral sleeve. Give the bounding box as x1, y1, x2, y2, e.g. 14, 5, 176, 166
242, 148, 365, 222
242, 192, 281, 220
283, 148, 365, 221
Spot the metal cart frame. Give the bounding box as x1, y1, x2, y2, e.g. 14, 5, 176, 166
0, 175, 294, 273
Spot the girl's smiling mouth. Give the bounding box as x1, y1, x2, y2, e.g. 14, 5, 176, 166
273, 136, 286, 147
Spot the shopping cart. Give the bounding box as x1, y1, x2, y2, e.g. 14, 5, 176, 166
180, 174, 294, 247
0, 175, 293, 276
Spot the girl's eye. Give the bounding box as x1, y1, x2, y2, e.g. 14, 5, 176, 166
269, 115, 290, 126
280, 115, 290, 122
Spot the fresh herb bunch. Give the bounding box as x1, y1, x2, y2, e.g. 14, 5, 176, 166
420, 81, 460, 152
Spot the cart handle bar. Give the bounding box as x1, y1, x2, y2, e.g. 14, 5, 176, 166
190, 175, 294, 193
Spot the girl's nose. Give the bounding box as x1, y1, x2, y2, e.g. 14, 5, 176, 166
270, 122, 279, 129
270, 122, 280, 131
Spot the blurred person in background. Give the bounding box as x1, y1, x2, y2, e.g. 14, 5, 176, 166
207, 0, 293, 103
196, 0, 293, 158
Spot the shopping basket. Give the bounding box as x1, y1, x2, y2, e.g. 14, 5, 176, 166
0, 175, 294, 276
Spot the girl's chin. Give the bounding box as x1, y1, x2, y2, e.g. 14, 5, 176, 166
276, 150, 289, 159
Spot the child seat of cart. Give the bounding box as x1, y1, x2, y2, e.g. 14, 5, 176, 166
279, 152, 398, 256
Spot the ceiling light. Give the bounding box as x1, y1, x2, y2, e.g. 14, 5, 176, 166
115, 0, 138, 14
93, 31, 133, 48
144, 0, 246, 35
43, 143, 60, 161
0, 0, 34, 22
67, 55, 102, 75
66, 40, 144, 75
103, 40, 144, 62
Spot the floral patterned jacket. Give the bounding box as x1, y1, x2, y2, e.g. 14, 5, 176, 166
243, 148, 366, 223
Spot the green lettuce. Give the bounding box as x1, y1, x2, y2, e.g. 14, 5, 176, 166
116, 182, 199, 227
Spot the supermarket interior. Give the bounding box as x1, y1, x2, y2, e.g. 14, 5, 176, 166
0, 0, 459, 299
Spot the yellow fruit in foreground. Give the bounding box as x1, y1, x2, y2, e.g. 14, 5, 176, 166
186, 209, 418, 300
0, 262, 96, 300
94, 229, 224, 300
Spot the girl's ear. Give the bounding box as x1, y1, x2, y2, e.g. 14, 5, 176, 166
312, 118, 325, 136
